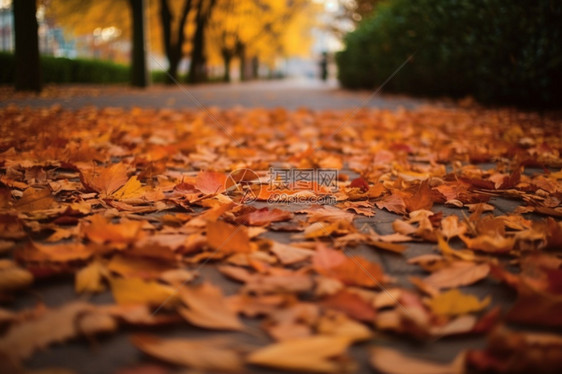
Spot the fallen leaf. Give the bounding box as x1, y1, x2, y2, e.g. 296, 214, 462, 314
14, 187, 55, 212
268, 241, 315, 265
206, 220, 252, 253
179, 282, 243, 330
194, 170, 227, 194
313, 245, 386, 288
75, 260, 107, 293
0, 302, 111, 362
370, 346, 465, 374
82, 214, 144, 248
0, 260, 33, 292
321, 290, 377, 322
424, 262, 490, 290
428, 289, 491, 316
247, 335, 355, 373
110, 277, 178, 307
132, 334, 243, 372
80, 163, 129, 196
235, 207, 293, 226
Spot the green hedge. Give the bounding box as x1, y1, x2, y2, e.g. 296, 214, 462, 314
0, 52, 131, 84
0, 52, 189, 85
336, 0, 562, 107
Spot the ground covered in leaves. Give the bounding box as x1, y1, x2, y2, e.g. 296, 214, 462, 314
1, 105, 561, 374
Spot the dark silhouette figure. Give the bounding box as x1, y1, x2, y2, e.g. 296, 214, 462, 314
319, 51, 328, 81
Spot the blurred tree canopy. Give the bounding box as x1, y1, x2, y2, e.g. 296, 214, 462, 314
336, 0, 562, 107
207, 0, 311, 82
48, 0, 314, 84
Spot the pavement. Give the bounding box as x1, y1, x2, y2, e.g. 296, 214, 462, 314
0, 78, 429, 111
2, 79, 552, 374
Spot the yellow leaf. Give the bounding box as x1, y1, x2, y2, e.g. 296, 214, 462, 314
0, 260, 33, 292
132, 335, 243, 372
370, 346, 465, 374
14, 187, 55, 212
75, 261, 107, 294
429, 289, 491, 316
110, 277, 178, 307
111, 175, 147, 200
247, 335, 354, 373
437, 233, 475, 261
179, 282, 242, 330
206, 220, 252, 254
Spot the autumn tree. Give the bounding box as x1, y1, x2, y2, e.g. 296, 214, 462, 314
341, 0, 380, 23
49, 0, 148, 87
188, 0, 217, 84
129, 0, 149, 87
208, 0, 312, 82
13, 0, 42, 92
159, 0, 193, 83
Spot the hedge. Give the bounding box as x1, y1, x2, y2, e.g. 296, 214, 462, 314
0, 53, 175, 85
336, 0, 562, 107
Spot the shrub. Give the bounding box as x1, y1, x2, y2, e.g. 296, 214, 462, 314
0, 52, 130, 84
336, 0, 562, 107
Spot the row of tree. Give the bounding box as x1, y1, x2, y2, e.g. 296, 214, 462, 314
14, 0, 312, 91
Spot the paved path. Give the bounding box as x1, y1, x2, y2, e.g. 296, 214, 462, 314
1, 78, 429, 110
4, 81, 539, 374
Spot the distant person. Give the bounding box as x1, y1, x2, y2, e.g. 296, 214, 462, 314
319, 51, 328, 81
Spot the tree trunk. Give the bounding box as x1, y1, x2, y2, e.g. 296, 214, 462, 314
222, 50, 232, 82
251, 56, 259, 80
236, 41, 246, 81
129, 0, 149, 87
188, 0, 216, 84
188, 8, 205, 83
159, 0, 192, 84
13, 0, 41, 92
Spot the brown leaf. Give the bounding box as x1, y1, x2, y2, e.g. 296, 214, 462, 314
321, 290, 377, 322
132, 334, 243, 372
370, 346, 465, 374
404, 181, 434, 212
0, 260, 33, 292
110, 277, 179, 307
247, 335, 355, 373
14, 187, 55, 212
0, 302, 113, 362
424, 262, 490, 289
80, 163, 129, 196
82, 214, 144, 249
206, 220, 252, 253
194, 170, 227, 194
376, 191, 407, 215
235, 207, 293, 226
313, 245, 386, 287
179, 282, 243, 330
268, 241, 315, 265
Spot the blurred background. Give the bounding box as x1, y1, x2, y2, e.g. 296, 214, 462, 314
1, 0, 561, 107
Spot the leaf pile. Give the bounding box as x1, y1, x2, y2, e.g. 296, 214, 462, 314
0, 105, 561, 373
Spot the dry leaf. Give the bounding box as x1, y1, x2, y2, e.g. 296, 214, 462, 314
110, 277, 179, 307
206, 220, 252, 253
370, 346, 465, 374
428, 289, 491, 316
14, 187, 55, 212
179, 282, 243, 330
0, 302, 109, 361
194, 170, 227, 194
80, 163, 129, 196
132, 334, 243, 372
247, 335, 354, 373
75, 260, 107, 293
425, 262, 490, 290
0, 260, 33, 292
